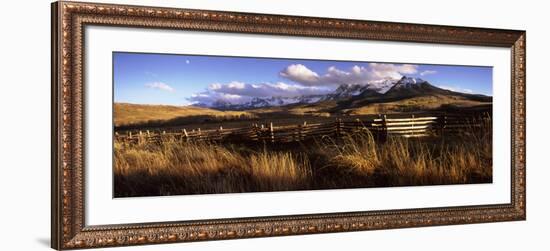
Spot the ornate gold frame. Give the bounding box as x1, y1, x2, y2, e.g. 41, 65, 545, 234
51, 1, 526, 249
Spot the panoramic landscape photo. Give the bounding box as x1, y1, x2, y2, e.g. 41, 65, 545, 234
113, 52, 493, 198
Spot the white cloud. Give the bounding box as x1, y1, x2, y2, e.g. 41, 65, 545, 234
420, 70, 437, 76
145, 82, 175, 92
188, 81, 332, 105
188, 63, 422, 106
279, 64, 320, 85
437, 85, 473, 94
368, 63, 418, 79
280, 63, 418, 86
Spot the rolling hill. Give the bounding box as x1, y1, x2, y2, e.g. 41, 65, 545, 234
115, 76, 492, 128
245, 76, 492, 116
114, 103, 255, 127
333, 76, 492, 114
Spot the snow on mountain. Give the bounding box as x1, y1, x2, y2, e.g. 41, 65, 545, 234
320, 84, 366, 101
198, 76, 463, 110
201, 79, 400, 109
200, 95, 327, 110
319, 78, 399, 101
390, 76, 427, 89
371, 78, 399, 93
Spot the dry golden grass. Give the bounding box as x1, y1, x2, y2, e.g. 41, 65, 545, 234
248, 101, 337, 116
114, 118, 492, 197
114, 103, 255, 127
114, 141, 314, 196
345, 95, 491, 115
322, 128, 491, 186
249, 152, 312, 191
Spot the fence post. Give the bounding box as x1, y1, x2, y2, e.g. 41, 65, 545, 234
382, 114, 387, 142
302, 121, 307, 141
259, 124, 266, 143
376, 114, 382, 141
256, 123, 261, 141
437, 113, 445, 136
298, 124, 302, 141
411, 114, 415, 137
183, 129, 188, 142
252, 124, 261, 142
269, 122, 274, 143
443, 112, 447, 136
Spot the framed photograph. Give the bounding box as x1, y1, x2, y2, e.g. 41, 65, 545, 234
51, 1, 526, 249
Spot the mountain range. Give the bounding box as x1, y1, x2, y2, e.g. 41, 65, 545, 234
196, 76, 491, 111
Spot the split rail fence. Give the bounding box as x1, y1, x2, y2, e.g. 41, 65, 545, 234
115, 113, 490, 145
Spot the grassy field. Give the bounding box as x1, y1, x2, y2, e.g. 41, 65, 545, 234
114, 103, 256, 127
114, 118, 492, 197
114, 97, 491, 132
342, 94, 491, 115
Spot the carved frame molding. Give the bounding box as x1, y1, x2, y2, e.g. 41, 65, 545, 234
51, 1, 526, 249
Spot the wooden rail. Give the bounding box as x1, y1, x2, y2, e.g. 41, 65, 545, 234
115, 113, 490, 145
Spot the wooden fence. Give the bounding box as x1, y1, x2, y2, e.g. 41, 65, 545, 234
115, 113, 490, 145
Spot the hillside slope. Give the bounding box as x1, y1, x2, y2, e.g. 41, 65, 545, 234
115, 77, 492, 128
114, 103, 254, 126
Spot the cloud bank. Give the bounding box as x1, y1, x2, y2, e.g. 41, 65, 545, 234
189, 63, 424, 106
279, 63, 418, 86
188, 81, 332, 106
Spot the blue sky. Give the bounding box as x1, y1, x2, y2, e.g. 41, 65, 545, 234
113, 52, 492, 106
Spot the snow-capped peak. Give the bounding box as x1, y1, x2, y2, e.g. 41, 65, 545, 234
202, 76, 433, 109
368, 78, 399, 93
331, 78, 399, 96
398, 76, 426, 85
333, 84, 364, 96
